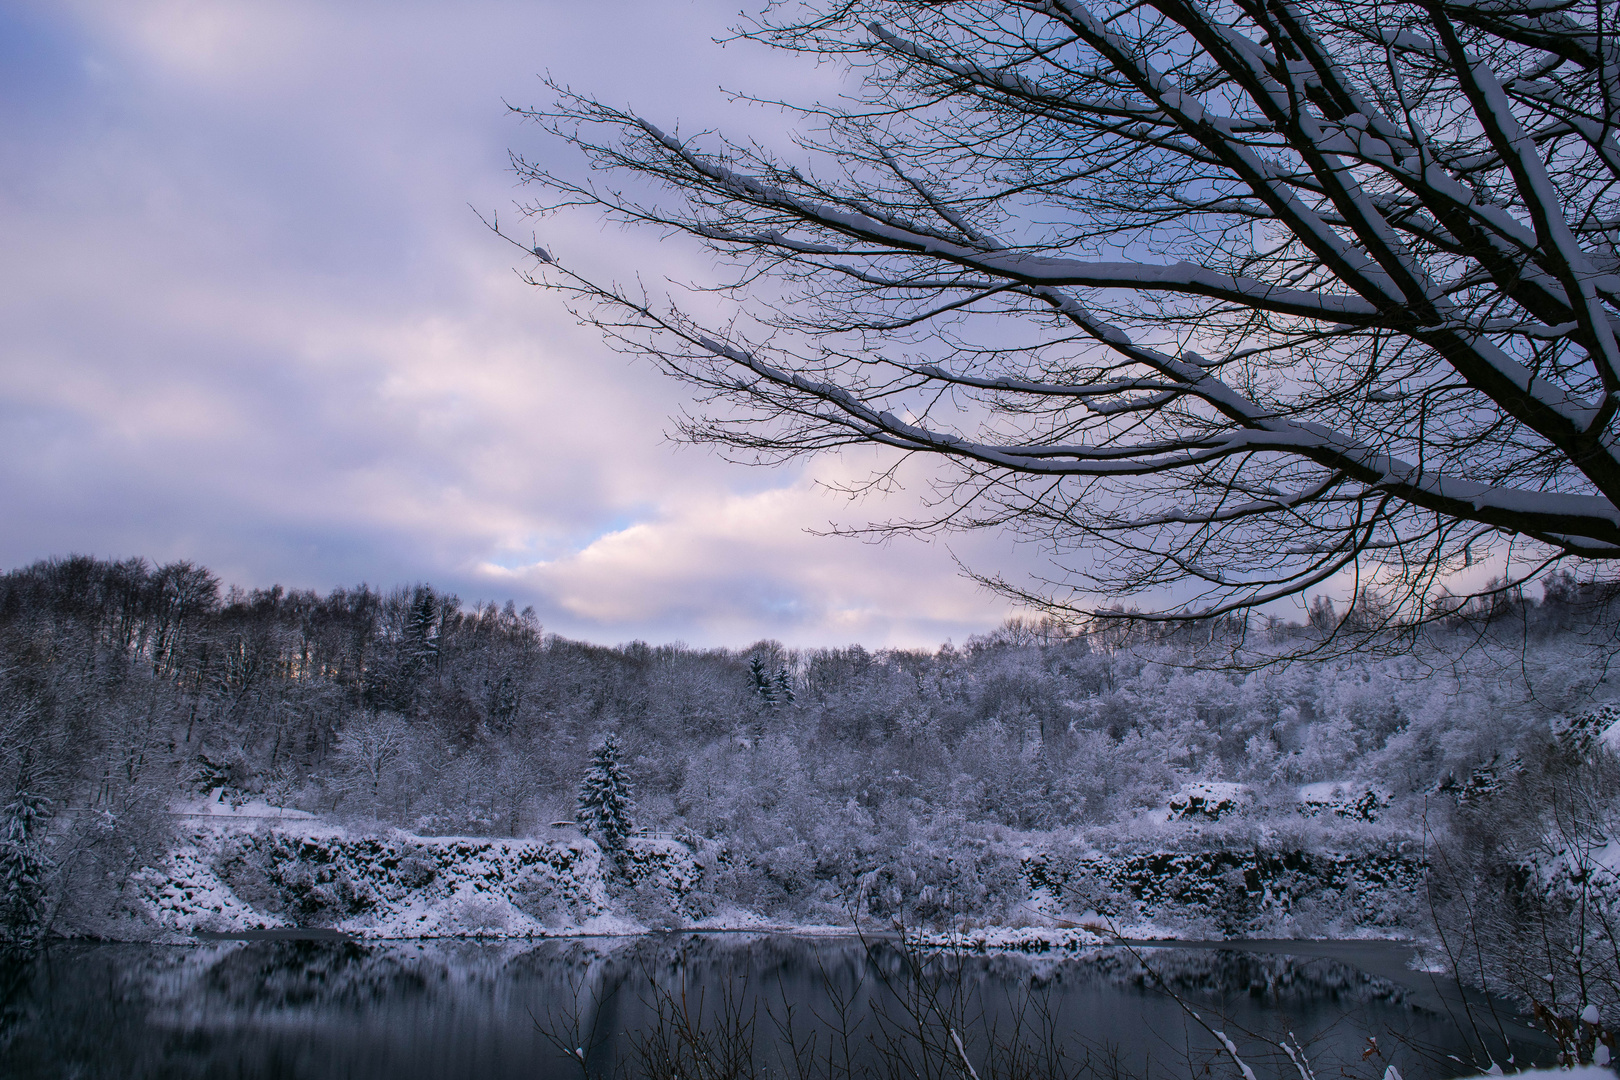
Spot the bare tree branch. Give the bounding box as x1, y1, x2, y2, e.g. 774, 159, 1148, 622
506, 0, 1620, 624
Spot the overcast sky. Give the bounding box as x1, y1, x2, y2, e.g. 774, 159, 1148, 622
0, 0, 1055, 648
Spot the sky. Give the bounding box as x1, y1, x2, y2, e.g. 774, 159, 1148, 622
0, 0, 1046, 649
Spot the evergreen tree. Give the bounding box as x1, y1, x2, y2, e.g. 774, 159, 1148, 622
748, 655, 776, 708
403, 586, 441, 671
0, 762, 53, 949
772, 666, 794, 707
576, 733, 634, 857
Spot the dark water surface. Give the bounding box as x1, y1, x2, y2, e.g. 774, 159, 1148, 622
0, 934, 1550, 1079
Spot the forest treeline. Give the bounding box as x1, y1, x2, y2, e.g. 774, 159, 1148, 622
0, 555, 1615, 932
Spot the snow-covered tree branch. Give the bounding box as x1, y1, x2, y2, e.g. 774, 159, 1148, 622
510, 0, 1620, 622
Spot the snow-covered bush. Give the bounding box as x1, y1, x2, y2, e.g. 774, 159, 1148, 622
330, 711, 414, 818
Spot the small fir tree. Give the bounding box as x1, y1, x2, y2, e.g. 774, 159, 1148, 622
772, 666, 794, 707
748, 655, 776, 708
404, 586, 441, 669
0, 765, 54, 948
576, 733, 634, 857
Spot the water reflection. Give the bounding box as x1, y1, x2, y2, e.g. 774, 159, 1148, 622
0, 935, 1548, 1079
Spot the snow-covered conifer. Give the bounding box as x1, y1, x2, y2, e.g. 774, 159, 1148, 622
748, 655, 777, 708
403, 586, 441, 669
576, 732, 634, 856
0, 768, 54, 948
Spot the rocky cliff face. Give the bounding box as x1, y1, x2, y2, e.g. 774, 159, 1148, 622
137, 818, 700, 939
1025, 843, 1427, 937
120, 802, 1430, 942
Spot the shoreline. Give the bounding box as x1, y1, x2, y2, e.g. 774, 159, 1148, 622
86, 924, 1424, 949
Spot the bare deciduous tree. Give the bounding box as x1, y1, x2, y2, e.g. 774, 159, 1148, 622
509, 0, 1620, 625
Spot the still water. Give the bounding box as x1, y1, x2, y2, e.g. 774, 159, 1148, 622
0, 934, 1549, 1079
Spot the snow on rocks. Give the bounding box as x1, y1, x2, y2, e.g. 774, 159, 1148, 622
1554, 702, 1620, 757
1165, 782, 1251, 822
129, 801, 1431, 944
136, 810, 701, 939
1023, 843, 1427, 938
1297, 783, 1391, 822
134, 842, 287, 936
911, 924, 1108, 953
328, 834, 614, 939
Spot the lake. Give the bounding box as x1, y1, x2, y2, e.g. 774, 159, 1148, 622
0, 934, 1550, 1079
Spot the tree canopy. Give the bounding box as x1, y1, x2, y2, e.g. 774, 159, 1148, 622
512, 0, 1620, 626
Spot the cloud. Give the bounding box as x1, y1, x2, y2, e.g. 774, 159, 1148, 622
0, 0, 1031, 648
481, 465, 1021, 647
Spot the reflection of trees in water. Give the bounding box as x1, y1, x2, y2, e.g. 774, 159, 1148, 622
2, 946, 227, 1080
1080, 949, 1408, 1007
0, 951, 38, 1058
199, 941, 431, 1012
506, 934, 1410, 1010
0, 938, 1533, 1079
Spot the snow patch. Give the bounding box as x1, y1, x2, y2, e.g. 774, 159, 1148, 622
1553, 703, 1620, 756
1297, 783, 1390, 822
912, 924, 1108, 952
1166, 782, 1250, 821
170, 791, 317, 820
134, 844, 287, 935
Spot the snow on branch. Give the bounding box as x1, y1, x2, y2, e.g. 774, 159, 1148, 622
510, 0, 1620, 622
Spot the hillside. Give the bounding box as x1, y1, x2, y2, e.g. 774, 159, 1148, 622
0, 555, 1615, 944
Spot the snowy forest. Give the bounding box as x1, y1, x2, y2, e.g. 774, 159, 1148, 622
2, 554, 1616, 939
10, 0, 1620, 1068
